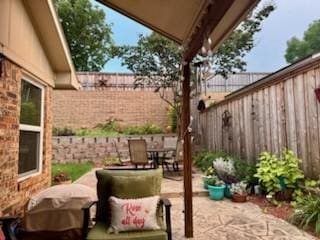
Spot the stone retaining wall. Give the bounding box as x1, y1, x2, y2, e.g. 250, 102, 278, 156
52, 134, 177, 164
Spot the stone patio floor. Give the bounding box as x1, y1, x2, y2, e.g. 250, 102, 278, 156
75, 169, 317, 240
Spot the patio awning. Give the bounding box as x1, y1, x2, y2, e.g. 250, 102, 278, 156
97, 0, 259, 60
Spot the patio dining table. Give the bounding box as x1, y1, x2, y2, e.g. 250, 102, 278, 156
147, 147, 176, 169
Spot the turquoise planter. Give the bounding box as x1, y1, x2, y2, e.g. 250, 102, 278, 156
208, 185, 226, 200
224, 184, 232, 198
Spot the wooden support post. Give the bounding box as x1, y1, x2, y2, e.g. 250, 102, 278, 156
182, 62, 193, 238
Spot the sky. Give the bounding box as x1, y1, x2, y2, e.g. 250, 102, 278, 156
98, 0, 320, 73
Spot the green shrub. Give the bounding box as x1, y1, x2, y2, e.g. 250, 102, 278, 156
193, 151, 257, 186
70, 122, 164, 137
255, 149, 304, 196
291, 194, 320, 236
206, 175, 224, 186
122, 123, 163, 135
75, 128, 118, 137
95, 119, 121, 132
233, 158, 257, 185
53, 127, 76, 136
192, 151, 228, 172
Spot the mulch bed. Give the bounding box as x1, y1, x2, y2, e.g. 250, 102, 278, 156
247, 195, 293, 221
248, 195, 318, 237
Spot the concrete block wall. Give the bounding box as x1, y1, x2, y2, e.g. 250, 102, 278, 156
52, 134, 177, 164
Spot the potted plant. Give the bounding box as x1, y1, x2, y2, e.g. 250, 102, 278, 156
218, 172, 238, 198
203, 166, 215, 189
207, 176, 225, 201
255, 150, 304, 201
230, 181, 248, 202
213, 157, 238, 198
53, 172, 72, 185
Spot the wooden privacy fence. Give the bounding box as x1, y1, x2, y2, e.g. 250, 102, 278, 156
198, 54, 320, 178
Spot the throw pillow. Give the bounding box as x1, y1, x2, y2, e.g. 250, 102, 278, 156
108, 195, 160, 233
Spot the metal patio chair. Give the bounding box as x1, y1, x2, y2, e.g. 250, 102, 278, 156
128, 139, 153, 168
160, 137, 181, 171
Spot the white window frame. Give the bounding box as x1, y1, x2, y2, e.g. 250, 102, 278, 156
18, 76, 45, 181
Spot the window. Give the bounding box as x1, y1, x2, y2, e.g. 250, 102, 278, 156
18, 78, 44, 179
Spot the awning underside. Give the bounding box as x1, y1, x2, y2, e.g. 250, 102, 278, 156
97, 0, 259, 60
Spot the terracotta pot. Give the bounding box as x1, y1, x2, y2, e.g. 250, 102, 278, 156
232, 193, 247, 203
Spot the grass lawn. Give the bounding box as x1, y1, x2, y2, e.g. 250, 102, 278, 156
52, 162, 93, 182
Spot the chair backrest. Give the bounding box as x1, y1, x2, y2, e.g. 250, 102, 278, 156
128, 139, 149, 165
95, 168, 163, 224
163, 137, 177, 149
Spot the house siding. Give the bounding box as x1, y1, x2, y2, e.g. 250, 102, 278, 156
0, 0, 55, 87
0, 58, 52, 215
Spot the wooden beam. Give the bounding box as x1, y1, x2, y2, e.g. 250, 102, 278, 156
182, 62, 193, 237
183, 0, 235, 62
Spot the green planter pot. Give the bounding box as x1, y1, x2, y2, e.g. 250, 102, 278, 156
224, 184, 232, 198
208, 185, 226, 200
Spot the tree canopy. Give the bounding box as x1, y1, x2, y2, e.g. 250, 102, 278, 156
112, 33, 182, 106
212, 3, 275, 78
54, 0, 113, 71
285, 20, 320, 64
114, 2, 275, 100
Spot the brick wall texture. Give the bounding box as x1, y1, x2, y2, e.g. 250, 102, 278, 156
52, 73, 173, 129
0, 58, 52, 216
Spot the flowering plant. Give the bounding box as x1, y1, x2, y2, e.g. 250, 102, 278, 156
213, 157, 238, 184
230, 181, 248, 195
206, 175, 224, 186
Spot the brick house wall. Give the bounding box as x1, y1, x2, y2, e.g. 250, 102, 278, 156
0, 59, 52, 215
52, 88, 173, 130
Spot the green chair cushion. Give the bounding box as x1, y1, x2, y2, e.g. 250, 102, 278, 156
95, 169, 162, 223
111, 175, 161, 198
87, 222, 167, 240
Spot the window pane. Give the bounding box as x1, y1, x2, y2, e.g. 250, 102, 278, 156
20, 80, 42, 126
18, 131, 40, 175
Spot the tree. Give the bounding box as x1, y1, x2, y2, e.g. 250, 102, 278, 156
113, 3, 274, 132
114, 3, 274, 99
211, 3, 275, 78
112, 33, 182, 107
285, 20, 320, 64
54, 0, 113, 71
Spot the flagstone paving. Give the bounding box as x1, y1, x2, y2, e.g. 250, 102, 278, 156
170, 197, 316, 239
75, 169, 317, 239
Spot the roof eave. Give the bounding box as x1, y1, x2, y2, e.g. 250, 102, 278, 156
24, 0, 79, 89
